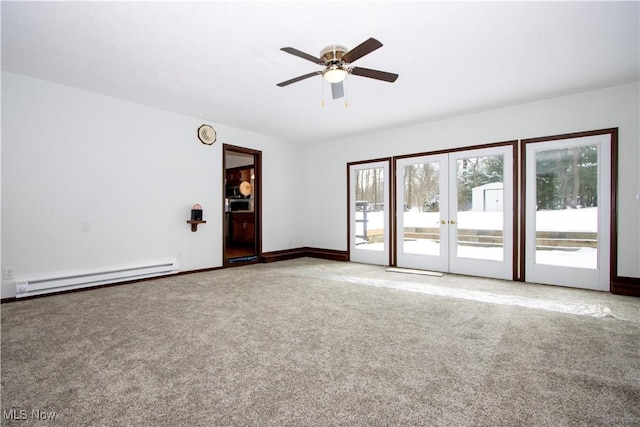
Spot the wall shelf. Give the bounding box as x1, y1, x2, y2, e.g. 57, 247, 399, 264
187, 220, 206, 232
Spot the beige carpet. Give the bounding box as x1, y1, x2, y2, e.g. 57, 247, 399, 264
2, 258, 639, 426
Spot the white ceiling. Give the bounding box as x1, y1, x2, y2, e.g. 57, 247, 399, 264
2, 1, 639, 145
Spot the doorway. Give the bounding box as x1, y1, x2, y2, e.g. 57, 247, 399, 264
395, 144, 514, 280
223, 144, 262, 265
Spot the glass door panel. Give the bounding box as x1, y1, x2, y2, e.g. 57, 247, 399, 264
350, 161, 390, 265
533, 146, 598, 269
402, 161, 441, 256
454, 155, 505, 262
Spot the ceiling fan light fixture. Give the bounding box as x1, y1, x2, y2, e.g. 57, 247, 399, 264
323, 67, 347, 83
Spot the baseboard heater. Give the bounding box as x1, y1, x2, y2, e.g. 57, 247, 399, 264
15, 260, 178, 298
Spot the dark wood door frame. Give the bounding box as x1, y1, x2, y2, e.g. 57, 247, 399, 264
223, 144, 262, 267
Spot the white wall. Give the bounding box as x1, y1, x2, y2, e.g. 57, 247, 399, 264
303, 83, 640, 278
3, 73, 638, 299
1, 72, 304, 298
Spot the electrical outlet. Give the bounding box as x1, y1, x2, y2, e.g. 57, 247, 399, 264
3, 268, 14, 280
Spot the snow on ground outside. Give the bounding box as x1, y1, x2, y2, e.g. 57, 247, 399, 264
357, 207, 597, 231
355, 207, 598, 268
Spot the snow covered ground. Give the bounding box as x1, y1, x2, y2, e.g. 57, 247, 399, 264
358, 206, 597, 231
355, 207, 598, 268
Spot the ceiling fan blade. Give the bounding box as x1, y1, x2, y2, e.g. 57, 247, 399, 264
276, 71, 321, 87
280, 47, 323, 64
342, 38, 383, 63
351, 67, 399, 83
331, 82, 344, 99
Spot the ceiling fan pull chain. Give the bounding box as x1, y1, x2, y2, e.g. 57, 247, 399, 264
321, 77, 325, 107
344, 78, 348, 108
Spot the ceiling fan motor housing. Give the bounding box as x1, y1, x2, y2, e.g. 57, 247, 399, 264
320, 45, 349, 65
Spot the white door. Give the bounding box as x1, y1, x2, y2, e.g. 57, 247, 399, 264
349, 161, 390, 265
396, 145, 514, 280
396, 154, 449, 272
448, 146, 514, 280
525, 134, 611, 291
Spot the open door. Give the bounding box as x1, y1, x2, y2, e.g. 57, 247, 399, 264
223, 145, 262, 265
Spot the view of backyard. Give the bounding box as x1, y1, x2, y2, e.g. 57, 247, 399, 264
355, 207, 598, 268
354, 145, 600, 270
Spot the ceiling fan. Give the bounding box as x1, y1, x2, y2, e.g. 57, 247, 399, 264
276, 37, 399, 99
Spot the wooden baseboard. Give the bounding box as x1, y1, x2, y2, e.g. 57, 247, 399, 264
262, 247, 348, 263
611, 276, 640, 297
261, 248, 309, 263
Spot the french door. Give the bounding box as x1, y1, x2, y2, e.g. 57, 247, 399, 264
396, 145, 514, 280
524, 133, 611, 290
349, 160, 391, 265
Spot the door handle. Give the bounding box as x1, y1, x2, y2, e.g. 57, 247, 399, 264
449, 219, 456, 225
439, 220, 446, 225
